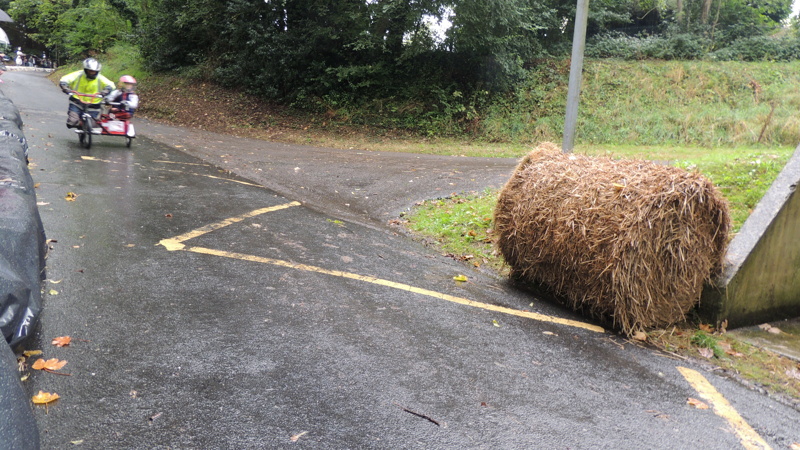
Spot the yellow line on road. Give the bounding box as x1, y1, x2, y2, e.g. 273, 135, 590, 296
159, 168, 264, 187
159, 203, 603, 332
185, 245, 605, 333
677, 367, 771, 450
159, 201, 301, 251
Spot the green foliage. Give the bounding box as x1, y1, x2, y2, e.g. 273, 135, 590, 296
9, 0, 130, 59
55, 0, 130, 57
587, 30, 726, 60
709, 35, 800, 61
690, 330, 726, 358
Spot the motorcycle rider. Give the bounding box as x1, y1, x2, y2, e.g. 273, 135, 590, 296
59, 58, 114, 131
104, 75, 139, 119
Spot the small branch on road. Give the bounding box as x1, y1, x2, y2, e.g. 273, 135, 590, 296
393, 402, 441, 426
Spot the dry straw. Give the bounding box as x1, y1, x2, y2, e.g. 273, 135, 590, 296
493, 143, 730, 335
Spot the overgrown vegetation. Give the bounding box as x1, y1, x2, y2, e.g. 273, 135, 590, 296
9, 0, 800, 139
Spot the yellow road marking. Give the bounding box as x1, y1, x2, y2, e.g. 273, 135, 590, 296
677, 367, 771, 450
159, 201, 301, 251
159, 168, 264, 187
159, 203, 604, 333
186, 245, 604, 333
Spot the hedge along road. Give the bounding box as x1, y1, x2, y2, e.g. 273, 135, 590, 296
3, 70, 798, 449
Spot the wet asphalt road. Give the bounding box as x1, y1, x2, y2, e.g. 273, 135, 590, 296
3, 71, 799, 449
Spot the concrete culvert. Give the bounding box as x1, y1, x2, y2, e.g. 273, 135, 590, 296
493, 143, 731, 336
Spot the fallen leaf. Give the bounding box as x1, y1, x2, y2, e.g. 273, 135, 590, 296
32, 358, 68, 371
698, 348, 714, 359
492, 319, 501, 328
725, 350, 744, 358
719, 320, 728, 334
542, 331, 557, 336
164, 213, 173, 218
453, 274, 468, 282
125, 244, 135, 248
22, 350, 43, 357
49, 289, 58, 295
790, 443, 800, 450
290, 431, 308, 442
698, 323, 714, 333
786, 368, 800, 381
65, 192, 78, 201
767, 326, 782, 335
687, 398, 709, 409
632, 331, 647, 341
52, 336, 71, 347
20, 374, 29, 382
48, 279, 63, 284
32, 391, 60, 404
33, 183, 40, 188
71, 440, 84, 445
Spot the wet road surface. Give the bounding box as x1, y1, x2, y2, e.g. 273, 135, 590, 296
3, 71, 798, 449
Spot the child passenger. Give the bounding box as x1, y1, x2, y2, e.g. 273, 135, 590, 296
105, 75, 139, 119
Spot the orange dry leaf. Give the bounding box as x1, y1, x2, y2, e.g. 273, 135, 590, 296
22, 350, 43, 357
687, 398, 709, 409
32, 391, 60, 404
52, 336, 71, 347
65, 192, 78, 201
32, 358, 68, 371
698, 323, 714, 333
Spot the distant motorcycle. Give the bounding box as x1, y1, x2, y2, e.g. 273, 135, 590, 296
67, 92, 135, 149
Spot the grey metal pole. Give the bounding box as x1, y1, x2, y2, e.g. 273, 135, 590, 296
562, 0, 590, 153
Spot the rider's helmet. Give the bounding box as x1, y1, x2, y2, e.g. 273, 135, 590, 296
83, 58, 101, 80
118, 75, 137, 92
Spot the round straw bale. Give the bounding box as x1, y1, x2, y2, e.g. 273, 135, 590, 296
493, 143, 730, 335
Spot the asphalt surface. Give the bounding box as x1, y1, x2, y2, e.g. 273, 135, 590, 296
3, 70, 799, 449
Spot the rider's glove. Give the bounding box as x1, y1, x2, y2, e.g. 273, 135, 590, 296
120, 101, 129, 109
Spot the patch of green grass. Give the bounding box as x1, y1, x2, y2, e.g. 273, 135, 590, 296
690, 330, 726, 358
405, 190, 501, 271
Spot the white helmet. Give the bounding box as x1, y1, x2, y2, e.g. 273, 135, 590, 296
83, 58, 101, 79
83, 58, 101, 71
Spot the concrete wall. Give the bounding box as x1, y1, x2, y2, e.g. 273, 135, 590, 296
700, 145, 800, 328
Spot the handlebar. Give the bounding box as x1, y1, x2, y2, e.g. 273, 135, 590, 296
69, 92, 103, 99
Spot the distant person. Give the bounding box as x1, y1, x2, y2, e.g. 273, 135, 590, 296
15, 47, 22, 66
105, 75, 139, 119
58, 58, 114, 129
